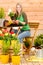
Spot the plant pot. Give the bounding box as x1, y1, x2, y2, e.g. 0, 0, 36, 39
36, 48, 43, 58
24, 38, 32, 54
1, 54, 9, 64
11, 55, 20, 64
0, 40, 3, 48
11, 16, 15, 20
0, 19, 4, 27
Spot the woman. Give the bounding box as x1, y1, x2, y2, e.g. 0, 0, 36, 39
13, 3, 31, 43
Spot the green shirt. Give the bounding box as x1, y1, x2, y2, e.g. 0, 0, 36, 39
14, 12, 30, 31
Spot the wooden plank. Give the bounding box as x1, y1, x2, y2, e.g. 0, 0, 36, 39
39, 62, 43, 65
28, 22, 39, 28
0, 62, 43, 65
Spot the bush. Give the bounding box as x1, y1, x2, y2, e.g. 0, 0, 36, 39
34, 34, 43, 47
0, 8, 5, 18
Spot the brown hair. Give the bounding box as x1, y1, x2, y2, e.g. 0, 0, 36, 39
16, 3, 22, 16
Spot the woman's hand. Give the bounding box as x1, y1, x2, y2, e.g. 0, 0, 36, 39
15, 20, 19, 25
12, 20, 16, 24
12, 20, 19, 25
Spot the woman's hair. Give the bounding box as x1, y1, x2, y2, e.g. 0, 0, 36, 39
3, 20, 9, 27
16, 3, 22, 16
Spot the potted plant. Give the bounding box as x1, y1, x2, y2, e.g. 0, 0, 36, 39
0, 8, 5, 27
11, 39, 21, 64
1, 34, 11, 64
8, 9, 14, 20
24, 38, 32, 54
34, 34, 43, 58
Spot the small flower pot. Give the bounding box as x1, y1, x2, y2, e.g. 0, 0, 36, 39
36, 48, 43, 58
1, 54, 9, 64
0, 19, 4, 27
11, 55, 20, 64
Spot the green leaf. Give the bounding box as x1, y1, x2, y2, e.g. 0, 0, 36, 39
8, 12, 14, 17
13, 40, 21, 56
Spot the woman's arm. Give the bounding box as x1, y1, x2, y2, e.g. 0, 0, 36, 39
19, 12, 28, 25
19, 21, 26, 25
15, 20, 26, 25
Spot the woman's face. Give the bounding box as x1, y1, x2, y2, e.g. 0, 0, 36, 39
16, 5, 22, 14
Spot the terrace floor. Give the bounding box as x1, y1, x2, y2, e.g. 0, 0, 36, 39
0, 56, 43, 65
0, 61, 43, 65
0, 62, 43, 65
